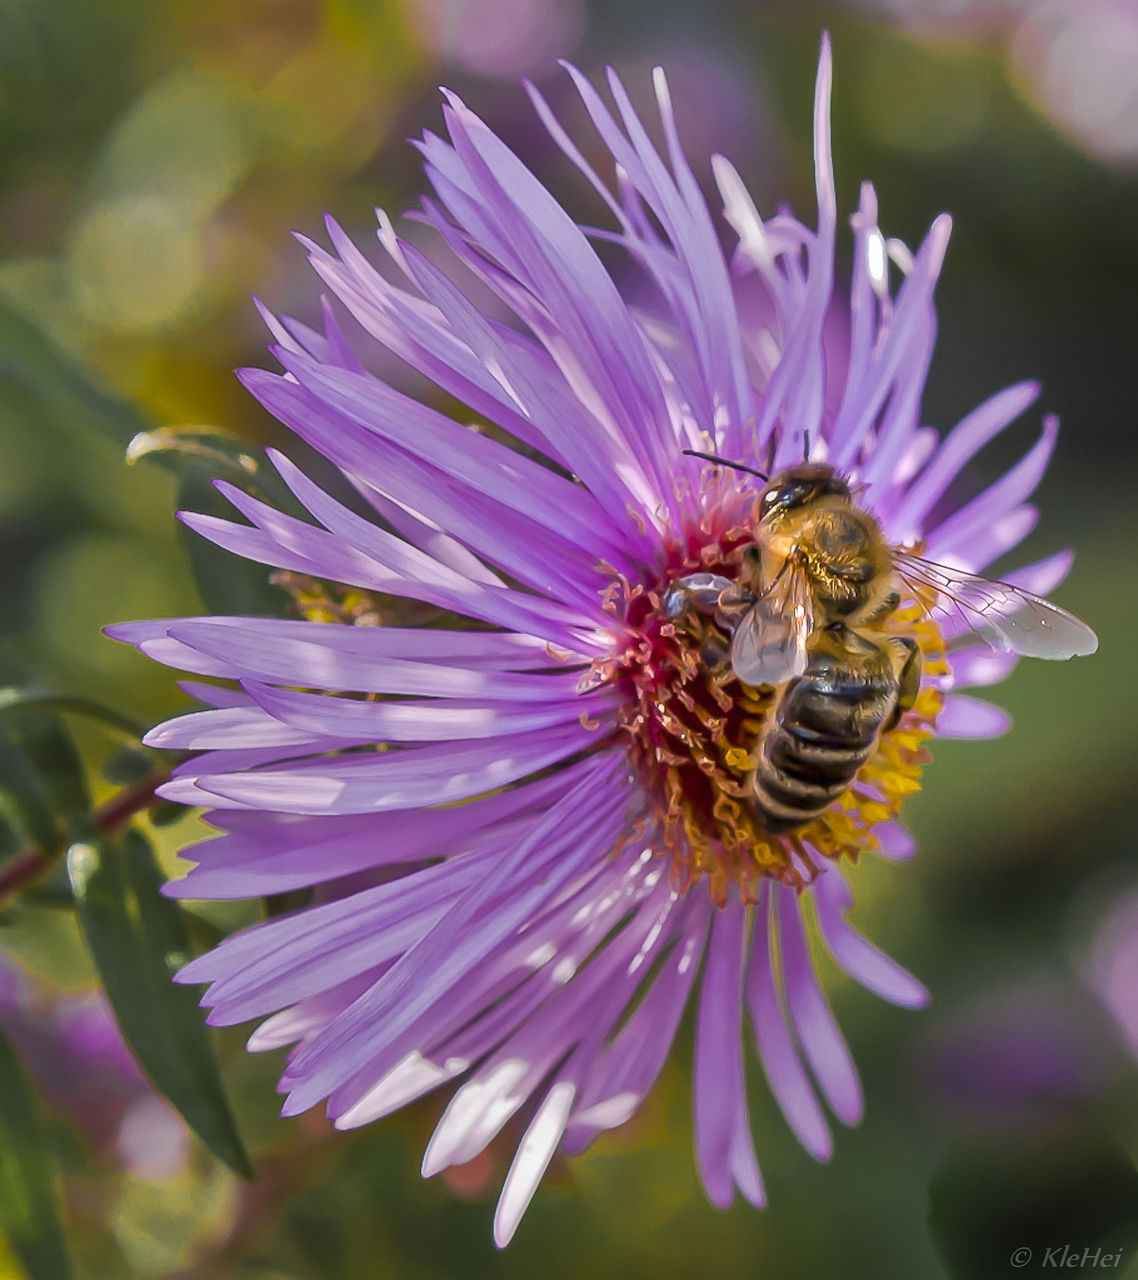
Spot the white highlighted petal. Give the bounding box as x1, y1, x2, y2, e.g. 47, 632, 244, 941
494, 1081, 576, 1248
572, 1091, 639, 1132
886, 236, 915, 275
336, 1050, 468, 1129
866, 227, 888, 296
422, 1058, 530, 1177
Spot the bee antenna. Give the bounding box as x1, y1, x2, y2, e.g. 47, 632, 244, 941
802, 430, 811, 462
682, 449, 769, 482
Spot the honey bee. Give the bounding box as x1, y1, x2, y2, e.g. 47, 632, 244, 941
665, 452, 1098, 834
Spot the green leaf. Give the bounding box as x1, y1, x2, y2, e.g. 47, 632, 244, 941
0, 704, 90, 857
0, 810, 20, 860
126, 423, 298, 508
0, 688, 148, 742
0, 735, 58, 854
68, 829, 254, 1180
0, 1026, 72, 1280
148, 799, 188, 827
0, 294, 149, 450
101, 746, 156, 785
1, 707, 90, 827
126, 427, 292, 616
176, 456, 290, 615
127, 425, 264, 480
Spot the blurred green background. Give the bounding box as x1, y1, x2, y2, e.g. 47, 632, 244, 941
1, 0, 1137, 1277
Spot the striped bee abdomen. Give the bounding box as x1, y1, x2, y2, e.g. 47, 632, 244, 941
747, 652, 899, 835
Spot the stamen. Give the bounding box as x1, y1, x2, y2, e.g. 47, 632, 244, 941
272, 572, 384, 626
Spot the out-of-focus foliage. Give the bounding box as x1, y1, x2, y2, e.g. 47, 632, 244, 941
0, 1025, 71, 1280
0, 1, 1136, 1278
68, 828, 253, 1180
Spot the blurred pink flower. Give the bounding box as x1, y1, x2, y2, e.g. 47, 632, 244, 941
0, 958, 189, 1180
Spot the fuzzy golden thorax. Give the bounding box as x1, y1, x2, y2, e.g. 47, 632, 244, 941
755, 493, 895, 625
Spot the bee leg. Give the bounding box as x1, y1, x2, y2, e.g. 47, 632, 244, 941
662, 575, 741, 670
714, 586, 757, 628
713, 552, 761, 626
699, 631, 731, 672
884, 636, 922, 730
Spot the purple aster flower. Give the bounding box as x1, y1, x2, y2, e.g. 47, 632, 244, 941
108, 37, 1094, 1245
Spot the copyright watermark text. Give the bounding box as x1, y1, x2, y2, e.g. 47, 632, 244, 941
1010, 1245, 1125, 1269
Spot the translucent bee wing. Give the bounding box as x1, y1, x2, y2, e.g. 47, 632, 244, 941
729, 565, 813, 687
892, 551, 1098, 660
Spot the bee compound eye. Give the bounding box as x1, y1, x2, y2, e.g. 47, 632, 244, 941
761, 481, 813, 516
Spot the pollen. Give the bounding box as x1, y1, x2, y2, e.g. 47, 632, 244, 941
271, 571, 386, 626
599, 527, 945, 908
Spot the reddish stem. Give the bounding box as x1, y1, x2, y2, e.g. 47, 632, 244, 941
0, 772, 167, 906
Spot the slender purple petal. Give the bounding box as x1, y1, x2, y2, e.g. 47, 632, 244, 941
811, 868, 929, 1008
888, 381, 1041, 540
694, 905, 764, 1209
937, 695, 1012, 739
171, 722, 607, 815
925, 417, 1058, 559
279, 757, 628, 1114
746, 883, 833, 1160
775, 884, 863, 1126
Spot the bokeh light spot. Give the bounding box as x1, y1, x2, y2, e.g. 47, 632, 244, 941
407, 0, 585, 78
67, 195, 203, 332
1012, 0, 1138, 165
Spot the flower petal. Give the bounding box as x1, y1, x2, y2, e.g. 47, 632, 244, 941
693, 904, 764, 1209
937, 694, 1012, 739
238, 679, 616, 744
888, 380, 1041, 540
747, 883, 832, 1160
775, 883, 863, 1126
494, 1081, 576, 1247
925, 416, 1058, 560
279, 757, 629, 1113
811, 868, 929, 1008
175, 721, 603, 815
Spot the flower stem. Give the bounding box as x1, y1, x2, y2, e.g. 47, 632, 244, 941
0, 771, 168, 907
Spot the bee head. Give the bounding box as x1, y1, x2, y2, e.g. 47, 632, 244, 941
758, 464, 851, 522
